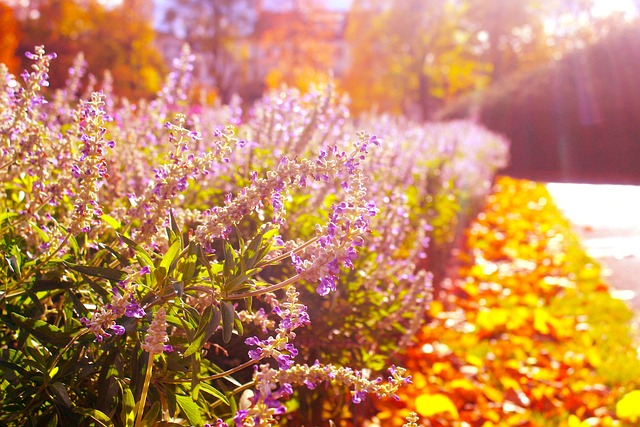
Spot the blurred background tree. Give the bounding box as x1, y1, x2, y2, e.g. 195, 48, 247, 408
0, 2, 20, 74
2, 0, 636, 120
12, 0, 165, 99
162, 0, 257, 103
256, 0, 338, 91
342, 0, 493, 119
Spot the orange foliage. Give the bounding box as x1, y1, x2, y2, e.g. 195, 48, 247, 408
376, 177, 636, 426
16, 0, 165, 99
0, 3, 20, 73
256, 2, 339, 91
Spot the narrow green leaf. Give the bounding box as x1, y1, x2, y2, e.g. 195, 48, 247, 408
160, 240, 182, 274
97, 242, 128, 264
117, 379, 136, 427
234, 316, 244, 336
0, 212, 18, 224
141, 400, 161, 427
223, 242, 236, 278
199, 382, 230, 406
207, 306, 222, 339
72, 407, 115, 427
175, 395, 203, 426
183, 306, 213, 358
66, 263, 126, 282
6, 254, 21, 278
181, 254, 198, 284
221, 301, 235, 343
100, 214, 122, 230
28, 220, 50, 243
118, 233, 154, 267
50, 382, 72, 407
225, 269, 260, 294
67, 233, 80, 257
66, 289, 89, 317
11, 313, 72, 348
0, 360, 30, 376
169, 209, 181, 237
80, 274, 109, 299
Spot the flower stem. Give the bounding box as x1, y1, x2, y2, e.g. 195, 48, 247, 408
135, 354, 155, 427
223, 272, 304, 300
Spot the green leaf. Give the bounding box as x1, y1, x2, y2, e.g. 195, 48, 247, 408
80, 273, 109, 299
223, 242, 236, 278
28, 221, 50, 243
118, 233, 154, 267
72, 407, 115, 427
66, 288, 89, 317
160, 240, 182, 275
0, 212, 18, 224
234, 316, 244, 336
32, 278, 70, 292
97, 243, 129, 264
117, 379, 136, 427
50, 382, 72, 408
175, 395, 203, 426
199, 382, 230, 406
68, 233, 80, 257
6, 254, 21, 278
141, 400, 162, 427
225, 269, 260, 294
66, 263, 126, 282
100, 214, 122, 230
181, 257, 197, 284
183, 306, 213, 358
11, 313, 72, 348
169, 208, 180, 234
221, 301, 235, 343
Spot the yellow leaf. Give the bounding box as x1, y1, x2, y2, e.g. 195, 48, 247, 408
616, 390, 640, 422
533, 308, 551, 335
415, 393, 459, 419
450, 378, 474, 391
567, 415, 582, 427
429, 300, 444, 317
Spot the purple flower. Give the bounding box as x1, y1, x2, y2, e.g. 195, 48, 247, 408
245, 336, 260, 346
303, 379, 317, 390
274, 353, 292, 370
352, 389, 367, 404
111, 324, 125, 335
125, 299, 145, 318
233, 410, 248, 426
316, 275, 336, 296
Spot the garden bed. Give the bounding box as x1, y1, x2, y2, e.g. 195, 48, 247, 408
376, 176, 640, 427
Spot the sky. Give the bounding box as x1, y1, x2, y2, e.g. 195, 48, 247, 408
120, 0, 640, 28
148, 0, 639, 16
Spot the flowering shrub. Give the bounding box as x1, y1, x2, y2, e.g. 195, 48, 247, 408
0, 46, 508, 426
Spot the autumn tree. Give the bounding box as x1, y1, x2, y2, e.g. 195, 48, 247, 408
255, 0, 339, 92
0, 3, 20, 74
163, 0, 258, 103
15, 0, 165, 99
343, 0, 491, 119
